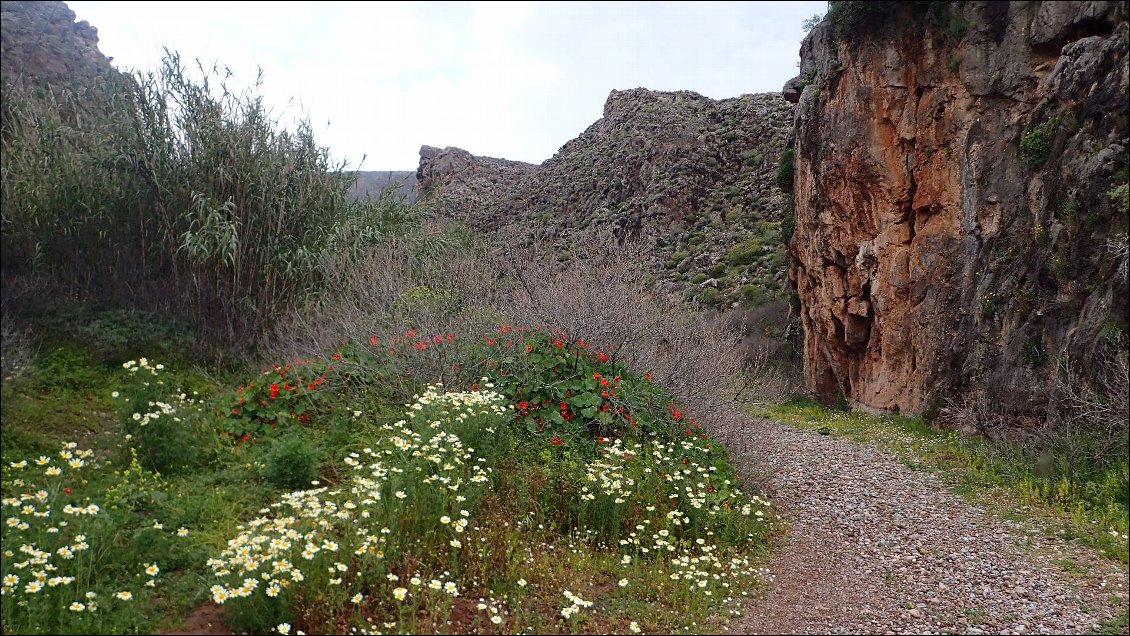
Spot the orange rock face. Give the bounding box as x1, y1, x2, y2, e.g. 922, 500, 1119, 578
787, 2, 1129, 414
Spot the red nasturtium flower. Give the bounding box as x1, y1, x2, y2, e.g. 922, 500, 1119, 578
332, 352, 342, 361
433, 334, 443, 344
596, 351, 609, 363
525, 344, 534, 353
413, 340, 427, 351
269, 383, 280, 399
518, 401, 529, 411
64, 487, 72, 495
552, 339, 565, 349
369, 335, 379, 347
485, 337, 496, 345
406, 329, 417, 337
550, 436, 563, 445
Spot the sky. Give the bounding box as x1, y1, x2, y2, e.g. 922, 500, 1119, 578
67, 1, 827, 170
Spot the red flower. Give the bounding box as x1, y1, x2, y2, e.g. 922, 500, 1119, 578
518, 401, 529, 410
332, 352, 342, 361
413, 340, 427, 351
63, 487, 72, 495
525, 344, 534, 353
600, 378, 609, 387
269, 383, 280, 399
645, 372, 652, 381
596, 351, 609, 363
406, 329, 417, 337
552, 339, 565, 348
593, 372, 601, 379
500, 325, 513, 333
369, 335, 379, 346
550, 436, 563, 445
446, 333, 455, 341
684, 428, 694, 436
485, 337, 496, 345
560, 401, 568, 411
231, 408, 240, 415
433, 334, 443, 344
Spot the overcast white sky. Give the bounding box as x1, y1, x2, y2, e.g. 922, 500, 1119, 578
68, 1, 826, 170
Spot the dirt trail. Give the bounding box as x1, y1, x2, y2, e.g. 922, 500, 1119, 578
735, 419, 1128, 635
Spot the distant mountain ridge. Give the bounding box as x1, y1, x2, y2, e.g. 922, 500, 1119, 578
416, 88, 795, 309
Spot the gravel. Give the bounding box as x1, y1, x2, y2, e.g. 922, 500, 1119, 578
732, 419, 1129, 635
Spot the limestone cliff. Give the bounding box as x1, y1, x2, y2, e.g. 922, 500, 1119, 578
787, 1, 1129, 414
417, 89, 794, 308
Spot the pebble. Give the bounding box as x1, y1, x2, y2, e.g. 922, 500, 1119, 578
732, 419, 1129, 635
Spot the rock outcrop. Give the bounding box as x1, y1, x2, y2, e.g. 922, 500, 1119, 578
417, 89, 794, 308
787, 1, 1129, 414
0, 0, 115, 86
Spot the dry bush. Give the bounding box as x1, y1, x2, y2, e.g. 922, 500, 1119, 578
940, 338, 1129, 474
269, 224, 795, 445
1044, 343, 1129, 471
493, 231, 792, 441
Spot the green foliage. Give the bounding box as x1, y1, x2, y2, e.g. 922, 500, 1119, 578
775, 148, 796, 192
827, 1, 898, 36
741, 284, 773, 307
1110, 182, 1129, 214
217, 358, 336, 440
1020, 116, 1060, 169
699, 286, 720, 307
802, 13, 824, 33
727, 239, 763, 267
1, 53, 417, 354
30, 345, 103, 393
116, 358, 221, 474
77, 309, 194, 363
261, 431, 319, 490
742, 149, 764, 167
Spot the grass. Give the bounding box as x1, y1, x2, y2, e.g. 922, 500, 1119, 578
1, 329, 776, 635
757, 399, 1129, 564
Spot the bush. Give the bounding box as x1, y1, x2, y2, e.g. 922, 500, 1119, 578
1, 53, 412, 355
1020, 117, 1059, 169
775, 149, 795, 192
262, 432, 320, 490
115, 358, 220, 474
727, 239, 763, 267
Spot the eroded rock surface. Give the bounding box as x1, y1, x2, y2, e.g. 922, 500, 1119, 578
787, 1, 1129, 413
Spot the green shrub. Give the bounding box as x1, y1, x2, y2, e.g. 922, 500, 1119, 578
690, 272, 708, 284
1020, 117, 1060, 169
116, 358, 220, 474
727, 239, 763, 267
262, 431, 320, 490
775, 149, 796, 192
699, 287, 720, 307
741, 284, 773, 307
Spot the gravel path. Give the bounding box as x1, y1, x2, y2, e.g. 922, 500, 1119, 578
734, 418, 1129, 635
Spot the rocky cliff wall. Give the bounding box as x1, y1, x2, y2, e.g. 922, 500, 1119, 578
0, 0, 114, 86
417, 89, 795, 309
787, 1, 1129, 414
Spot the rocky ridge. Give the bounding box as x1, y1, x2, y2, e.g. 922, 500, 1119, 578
787, 1, 1129, 413
417, 89, 794, 309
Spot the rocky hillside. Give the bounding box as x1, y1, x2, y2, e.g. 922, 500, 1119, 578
347, 171, 416, 204
417, 89, 794, 309
787, 1, 1129, 414
0, 0, 115, 86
